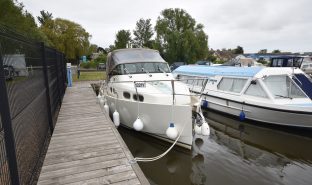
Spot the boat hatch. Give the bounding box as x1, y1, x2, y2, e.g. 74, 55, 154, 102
293, 74, 312, 99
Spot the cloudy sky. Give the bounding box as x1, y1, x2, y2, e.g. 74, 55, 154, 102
21, 0, 312, 53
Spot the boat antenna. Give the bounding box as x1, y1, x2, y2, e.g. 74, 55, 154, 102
141, 67, 152, 77
171, 80, 175, 122
124, 68, 132, 78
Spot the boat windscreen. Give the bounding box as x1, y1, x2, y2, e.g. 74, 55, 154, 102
293, 74, 312, 99
263, 75, 307, 99
110, 62, 170, 75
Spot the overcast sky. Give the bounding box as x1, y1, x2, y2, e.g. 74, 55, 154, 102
21, 0, 312, 53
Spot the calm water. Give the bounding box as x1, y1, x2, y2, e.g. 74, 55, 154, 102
118, 111, 312, 185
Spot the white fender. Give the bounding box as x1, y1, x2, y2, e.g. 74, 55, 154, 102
113, 110, 120, 127
133, 117, 144, 131
194, 124, 202, 135
201, 121, 210, 136
166, 123, 178, 139
104, 103, 109, 114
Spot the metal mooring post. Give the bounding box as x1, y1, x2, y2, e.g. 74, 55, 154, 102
41, 42, 54, 134
0, 49, 21, 185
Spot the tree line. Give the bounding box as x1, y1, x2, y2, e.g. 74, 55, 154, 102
110, 8, 210, 64
0, 0, 96, 61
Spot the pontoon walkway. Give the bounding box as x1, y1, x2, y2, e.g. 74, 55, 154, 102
38, 82, 149, 185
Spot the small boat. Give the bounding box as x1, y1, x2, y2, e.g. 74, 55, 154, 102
104, 48, 193, 149
173, 65, 312, 128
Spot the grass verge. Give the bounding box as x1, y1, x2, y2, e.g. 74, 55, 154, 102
73, 71, 106, 82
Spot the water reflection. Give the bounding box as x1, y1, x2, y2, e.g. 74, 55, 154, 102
118, 111, 312, 185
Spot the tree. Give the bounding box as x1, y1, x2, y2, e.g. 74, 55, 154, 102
114, 30, 132, 49
155, 8, 208, 64
272, 49, 281, 54
37, 10, 53, 26
133, 18, 154, 48
258, 49, 267, 54
41, 18, 91, 59
233, 46, 244, 54
0, 0, 48, 42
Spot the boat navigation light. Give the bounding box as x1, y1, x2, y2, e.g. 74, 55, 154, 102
113, 110, 120, 127
166, 123, 178, 139
133, 117, 144, 131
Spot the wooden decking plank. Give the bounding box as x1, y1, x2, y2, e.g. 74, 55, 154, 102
43, 147, 124, 165
38, 81, 149, 185
65, 171, 138, 185
39, 165, 133, 185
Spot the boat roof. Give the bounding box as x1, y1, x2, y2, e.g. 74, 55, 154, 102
173, 65, 263, 77
106, 48, 166, 74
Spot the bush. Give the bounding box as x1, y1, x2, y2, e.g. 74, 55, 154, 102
80, 61, 97, 69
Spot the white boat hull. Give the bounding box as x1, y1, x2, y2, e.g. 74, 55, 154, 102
106, 95, 193, 149
202, 95, 312, 128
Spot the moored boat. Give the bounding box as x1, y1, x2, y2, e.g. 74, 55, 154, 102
104, 48, 193, 149
173, 65, 312, 128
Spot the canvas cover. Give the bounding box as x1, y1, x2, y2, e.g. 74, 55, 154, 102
106, 48, 166, 74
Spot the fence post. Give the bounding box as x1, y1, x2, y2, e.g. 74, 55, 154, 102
62, 53, 66, 90
41, 43, 54, 134
54, 50, 62, 106
0, 51, 20, 185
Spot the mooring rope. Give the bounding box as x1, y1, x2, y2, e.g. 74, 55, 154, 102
129, 118, 187, 163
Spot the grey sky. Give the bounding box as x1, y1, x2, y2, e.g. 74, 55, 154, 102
21, 0, 312, 53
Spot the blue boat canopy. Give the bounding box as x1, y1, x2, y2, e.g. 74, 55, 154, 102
172, 65, 263, 77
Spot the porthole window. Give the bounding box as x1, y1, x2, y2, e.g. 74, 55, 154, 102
123, 92, 131, 99
138, 95, 144, 102
133, 94, 144, 102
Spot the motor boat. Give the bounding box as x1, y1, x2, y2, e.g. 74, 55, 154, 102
173, 65, 312, 128
103, 48, 194, 149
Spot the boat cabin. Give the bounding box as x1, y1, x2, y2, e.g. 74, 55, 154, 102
173, 66, 312, 100
270, 56, 303, 68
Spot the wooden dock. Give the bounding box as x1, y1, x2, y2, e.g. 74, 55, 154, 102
38, 82, 149, 185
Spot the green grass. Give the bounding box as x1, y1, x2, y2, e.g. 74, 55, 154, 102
73, 71, 106, 82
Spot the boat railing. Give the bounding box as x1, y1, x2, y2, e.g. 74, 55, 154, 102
99, 77, 209, 98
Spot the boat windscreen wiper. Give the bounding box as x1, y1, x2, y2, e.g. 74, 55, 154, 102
124, 68, 132, 78
158, 66, 169, 76
275, 94, 293, 99
141, 68, 152, 77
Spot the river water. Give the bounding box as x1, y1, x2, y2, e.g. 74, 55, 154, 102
118, 111, 312, 185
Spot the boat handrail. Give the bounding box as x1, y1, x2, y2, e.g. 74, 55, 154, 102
107, 78, 212, 84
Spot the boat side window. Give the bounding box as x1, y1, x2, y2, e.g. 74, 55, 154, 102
217, 77, 247, 93
263, 75, 307, 99
244, 80, 268, 98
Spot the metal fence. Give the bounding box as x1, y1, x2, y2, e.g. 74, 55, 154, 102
0, 26, 66, 185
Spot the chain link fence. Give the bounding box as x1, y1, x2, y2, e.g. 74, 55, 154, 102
0, 25, 66, 185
